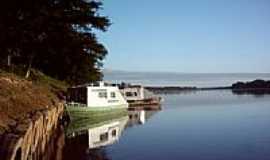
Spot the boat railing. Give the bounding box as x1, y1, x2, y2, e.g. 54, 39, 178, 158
65, 102, 88, 107
70, 81, 114, 88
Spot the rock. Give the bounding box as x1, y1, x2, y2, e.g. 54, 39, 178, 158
0, 103, 64, 160
16, 123, 29, 134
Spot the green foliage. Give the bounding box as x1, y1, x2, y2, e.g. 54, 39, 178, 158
0, 0, 110, 84
29, 69, 68, 93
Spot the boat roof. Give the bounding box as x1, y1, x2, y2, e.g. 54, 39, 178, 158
115, 82, 143, 89
69, 82, 144, 89
69, 81, 114, 88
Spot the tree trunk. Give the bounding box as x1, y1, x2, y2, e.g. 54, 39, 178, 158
25, 57, 33, 79
7, 55, 11, 66
25, 68, 31, 79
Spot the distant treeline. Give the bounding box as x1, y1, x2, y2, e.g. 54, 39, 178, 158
0, 0, 110, 84
146, 79, 270, 94
232, 79, 270, 95
232, 79, 270, 89
145, 86, 198, 94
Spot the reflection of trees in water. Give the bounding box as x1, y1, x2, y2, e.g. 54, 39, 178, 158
86, 149, 111, 160
232, 89, 270, 98
63, 133, 111, 160
63, 132, 89, 160
63, 129, 111, 160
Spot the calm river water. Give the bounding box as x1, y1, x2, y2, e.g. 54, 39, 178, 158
61, 90, 270, 160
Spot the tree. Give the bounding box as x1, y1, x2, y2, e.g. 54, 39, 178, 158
0, 0, 110, 84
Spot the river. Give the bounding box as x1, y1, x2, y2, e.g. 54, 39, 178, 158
59, 90, 270, 160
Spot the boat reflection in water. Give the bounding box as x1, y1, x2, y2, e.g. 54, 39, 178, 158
87, 116, 128, 149
63, 116, 128, 159
127, 110, 159, 127
63, 109, 160, 160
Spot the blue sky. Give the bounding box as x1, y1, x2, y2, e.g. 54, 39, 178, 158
97, 0, 270, 73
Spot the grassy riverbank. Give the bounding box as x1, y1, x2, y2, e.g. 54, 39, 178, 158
0, 69, 68, 135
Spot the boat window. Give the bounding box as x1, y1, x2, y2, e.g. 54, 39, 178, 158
134, 92, 138, 96
67, 87, 87, 105
125, 92, 133, 97
100, 132, 109, 141
112, 129, 117, 137
98, 92, 107, 98
110, 92, 116, 98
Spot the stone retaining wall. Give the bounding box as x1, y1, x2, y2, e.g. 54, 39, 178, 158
0, 103, 64, 160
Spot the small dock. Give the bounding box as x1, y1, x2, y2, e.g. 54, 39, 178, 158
128, 104, 162, 111
127, 98, 162, 110
116, 82, 163, 110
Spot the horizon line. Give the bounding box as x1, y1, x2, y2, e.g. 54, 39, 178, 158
102, 68, 270, 75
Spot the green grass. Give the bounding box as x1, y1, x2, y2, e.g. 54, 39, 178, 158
1, 65, 68, 94
29, 69, 68, 93
0, 68, 68, 134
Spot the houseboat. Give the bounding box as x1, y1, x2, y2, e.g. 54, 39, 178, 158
66, 82, 128, 121
117, 83, 162, 109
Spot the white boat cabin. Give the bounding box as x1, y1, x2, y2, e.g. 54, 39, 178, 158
67, 82, 128, 108
118, 83, 158, 101
120, 85, 145, 101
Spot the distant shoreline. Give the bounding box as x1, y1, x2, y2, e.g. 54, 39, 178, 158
146, 86, 270, 94
145, 79, 270, 94
145, 86, 231, 94
104, 69, 270, 75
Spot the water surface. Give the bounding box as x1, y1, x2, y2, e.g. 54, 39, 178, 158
62, 90, 270, 160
